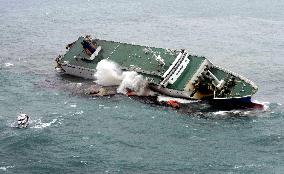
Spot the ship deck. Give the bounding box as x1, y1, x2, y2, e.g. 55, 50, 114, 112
60, 37, 206, 87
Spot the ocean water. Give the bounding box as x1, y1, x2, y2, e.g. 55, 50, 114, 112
0, 0, 284, 173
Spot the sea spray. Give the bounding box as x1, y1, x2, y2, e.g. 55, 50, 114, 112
94, 59, 153, 96
94, 59, 123, 86
117, 71, 149, 95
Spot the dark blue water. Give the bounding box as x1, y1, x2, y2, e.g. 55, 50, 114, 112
0, 0, 283, 173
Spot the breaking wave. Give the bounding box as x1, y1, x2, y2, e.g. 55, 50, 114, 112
94, 59, 152, 96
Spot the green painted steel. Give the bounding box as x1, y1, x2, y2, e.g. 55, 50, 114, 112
210, 67, 256, 98
61, 37, 179, 82
167, 56, 205, 91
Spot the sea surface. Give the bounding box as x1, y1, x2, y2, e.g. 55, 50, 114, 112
0, 0, 284, 173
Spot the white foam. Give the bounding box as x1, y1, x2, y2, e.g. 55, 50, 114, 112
0, 166, 14, 171
70, 104, 77, 108
75, 110, 84, 115
80, 161, 87, 165
213, 110, 246, 116
76, 83, 82, 87
4, 62, 14, 67
213, 111, 230, 116
31, 119, 57, 129
213, 109, 258, 116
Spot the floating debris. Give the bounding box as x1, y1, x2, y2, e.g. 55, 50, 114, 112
17, 113, 29, 128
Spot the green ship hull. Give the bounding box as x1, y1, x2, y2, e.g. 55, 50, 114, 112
55, 36, 258, 101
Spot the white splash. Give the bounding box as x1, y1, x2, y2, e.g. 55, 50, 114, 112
94, 59, 152, 96
94, 59, 122, 86
117, 71, 148, 95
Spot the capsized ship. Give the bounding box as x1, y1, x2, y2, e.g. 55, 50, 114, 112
55, 35, 258, 103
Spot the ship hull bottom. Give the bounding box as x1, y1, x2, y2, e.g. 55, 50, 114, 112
210, 97, 263, 109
